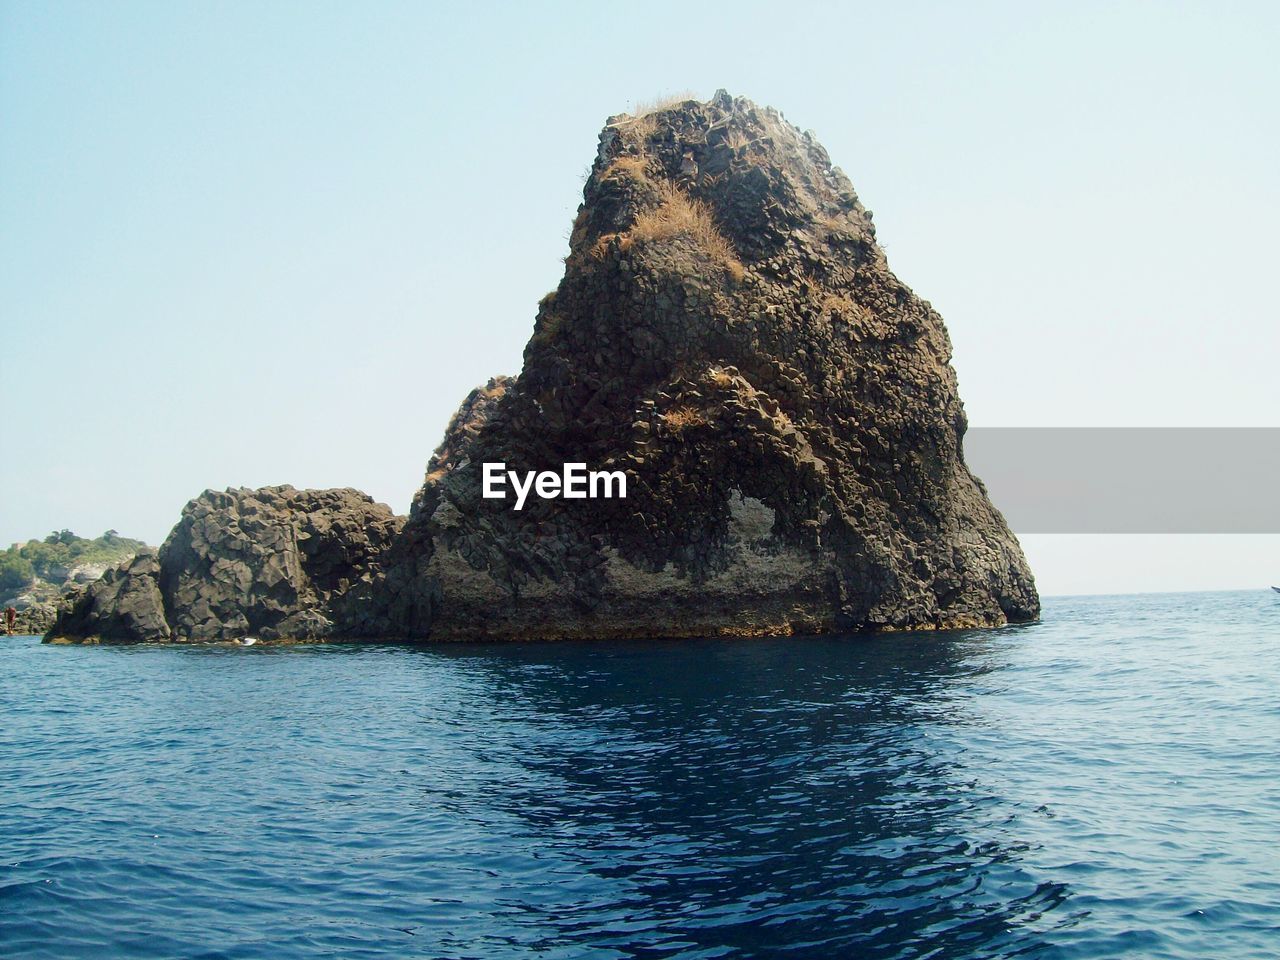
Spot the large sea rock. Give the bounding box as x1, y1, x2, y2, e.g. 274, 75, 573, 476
47, 92, 1037, 644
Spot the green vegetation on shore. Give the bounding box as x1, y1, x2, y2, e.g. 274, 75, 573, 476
1, 530, 148, 594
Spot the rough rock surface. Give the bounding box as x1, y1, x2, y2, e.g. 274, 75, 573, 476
10, 589, 80, 637
47, 92, 1037, 644
380, 91, 1038, 639
411, 375, 515, 515
49, 487, 403, 643
47, 550, 169, 643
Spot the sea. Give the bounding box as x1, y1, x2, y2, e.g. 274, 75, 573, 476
1, 591, 1277, 959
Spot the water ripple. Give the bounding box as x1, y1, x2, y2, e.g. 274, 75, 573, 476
2, 591, 1278, 957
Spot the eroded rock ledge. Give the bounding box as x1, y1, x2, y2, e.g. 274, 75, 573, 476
48, 92, 1038, 645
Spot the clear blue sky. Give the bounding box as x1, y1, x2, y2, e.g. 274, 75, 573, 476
2, 1, 1276, 594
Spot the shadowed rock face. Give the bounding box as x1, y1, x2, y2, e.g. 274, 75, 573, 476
47, 92, 1037, 644
158, 486, 404, 640
47, 550, 169, 643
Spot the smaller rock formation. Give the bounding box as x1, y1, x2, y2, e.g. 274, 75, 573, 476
48, 486, 404, 643
48, 550, 169, 643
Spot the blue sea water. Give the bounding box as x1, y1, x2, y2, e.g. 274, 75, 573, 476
1, 591, 1278, 959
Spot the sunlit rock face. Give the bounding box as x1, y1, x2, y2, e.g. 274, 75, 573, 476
49, 487, 403, 643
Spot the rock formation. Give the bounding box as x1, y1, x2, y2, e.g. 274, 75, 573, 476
11, 592, 80, 636
48, 550, 169, 643
47, 92, 1037, 644
48, 486, 402, 643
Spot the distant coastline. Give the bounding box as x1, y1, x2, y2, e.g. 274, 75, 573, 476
1, 530, 149, 635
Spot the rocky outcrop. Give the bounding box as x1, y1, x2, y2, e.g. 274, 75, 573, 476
47, 92, 1037, 645
381, 91, 1038, 639
161, 486, 404, 640
48, 486, 403, 643
10, 590, 78, 636
47, 551, 168, 643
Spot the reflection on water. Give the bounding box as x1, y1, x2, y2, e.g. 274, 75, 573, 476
427, 635, 1069, 958
1, 591, 1278, 959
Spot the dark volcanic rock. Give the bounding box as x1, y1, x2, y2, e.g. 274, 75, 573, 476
49, 550, 169, 643
383, 91, 1038, 639
49, 487, 403, 643
410, 375, 515, 516
47, 92, 1037, 644
161, 486, 403, 641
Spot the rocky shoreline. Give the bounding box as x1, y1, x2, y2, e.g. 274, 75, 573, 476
47, 92, 1038, 646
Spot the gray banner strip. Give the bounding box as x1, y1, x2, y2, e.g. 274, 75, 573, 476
963, 428, 1280, 533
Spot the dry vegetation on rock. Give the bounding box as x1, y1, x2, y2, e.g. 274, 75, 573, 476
630, 181, 743, 276
661, 405, 710, 433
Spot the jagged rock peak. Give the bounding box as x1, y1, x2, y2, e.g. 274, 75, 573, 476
569, 89, 877, 272
391, 91, 1039, 639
